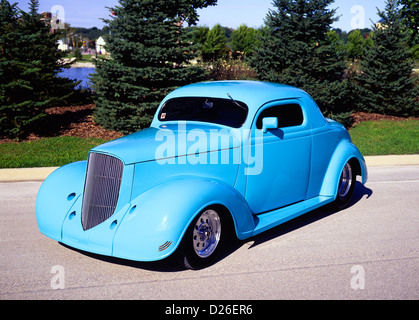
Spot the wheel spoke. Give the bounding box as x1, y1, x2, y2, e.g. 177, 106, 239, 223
192, 209, 221, 258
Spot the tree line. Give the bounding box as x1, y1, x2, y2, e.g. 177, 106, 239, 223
92, 0, 418, 133
1, 0, 418, 139
188, 25, 377, 62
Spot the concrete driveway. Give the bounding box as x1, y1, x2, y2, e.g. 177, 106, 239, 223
0, 165, 418, 300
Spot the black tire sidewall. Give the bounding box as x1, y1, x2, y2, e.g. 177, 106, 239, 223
333, 162, 356, 210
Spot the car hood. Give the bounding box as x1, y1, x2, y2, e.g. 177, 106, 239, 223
91, 123, 242, 165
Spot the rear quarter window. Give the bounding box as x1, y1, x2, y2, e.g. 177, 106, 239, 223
256, 104, 304, 129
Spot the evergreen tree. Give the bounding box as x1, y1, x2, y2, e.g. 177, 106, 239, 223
250, 0, 353, 126
0, 0, 76, 139
355, 0, 418, 116
202, 24, 227, 62
400, 0, 419, 60
363, 33, 374, 52
347, 30, 365, 61
231, 24, 256, 58
91, 0, 217, 134
326, 29, 347, 59
191, 25, 210, 52
400, 0, 419, 47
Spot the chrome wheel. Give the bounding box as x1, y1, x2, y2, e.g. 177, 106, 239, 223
338, 162, 352, 198
193, 209, 221, 258
179, 206, 230, 270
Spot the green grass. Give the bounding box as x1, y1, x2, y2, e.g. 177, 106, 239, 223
350, 119, 419, 156
0, 119, 417, 168
0, 137, 109, 168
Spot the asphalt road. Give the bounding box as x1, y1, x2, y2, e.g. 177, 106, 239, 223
0, 166, 418, 300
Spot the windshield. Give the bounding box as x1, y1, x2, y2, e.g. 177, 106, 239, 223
158, 97, 248, 128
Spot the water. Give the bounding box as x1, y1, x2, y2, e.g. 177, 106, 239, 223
60, 67, 96, 89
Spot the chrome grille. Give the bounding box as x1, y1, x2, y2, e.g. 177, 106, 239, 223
81, 153, 124, 231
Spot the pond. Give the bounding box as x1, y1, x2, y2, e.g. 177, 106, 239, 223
60, 67, 96, 89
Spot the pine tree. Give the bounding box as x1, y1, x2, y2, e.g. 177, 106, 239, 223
0, 0, 76, 139
191, 26, 210, 53
355, 0, 418, 116
202, 24, 227, 62
91, 0, 217, 134
250, 0, 353, 126
231, 24, 257, 58
400, 0, 419, 47
347, 30, 365, 61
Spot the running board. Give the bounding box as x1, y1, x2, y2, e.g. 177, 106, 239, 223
252, 196, 334, 237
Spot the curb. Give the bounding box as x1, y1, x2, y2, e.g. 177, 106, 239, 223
364, 154, 419, 167
0, 167, 59, 182
0, 155, 418, 182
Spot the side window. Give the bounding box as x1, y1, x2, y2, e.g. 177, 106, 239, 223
256, 104, 304, 130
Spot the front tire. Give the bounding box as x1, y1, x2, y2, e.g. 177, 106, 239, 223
179, 208, 225, 270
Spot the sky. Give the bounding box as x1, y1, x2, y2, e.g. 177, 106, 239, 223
13, 0, 386, 31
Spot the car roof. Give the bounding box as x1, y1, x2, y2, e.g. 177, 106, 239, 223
154, 80, 328, 130
161, 80, 307, 114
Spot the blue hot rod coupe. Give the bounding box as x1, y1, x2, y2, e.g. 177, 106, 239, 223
36, 81, 368, 269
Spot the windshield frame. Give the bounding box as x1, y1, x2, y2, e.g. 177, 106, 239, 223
157, 97, 249, 129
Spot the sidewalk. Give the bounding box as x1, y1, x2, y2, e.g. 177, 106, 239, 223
0, 167, 59, 182
0, 155, 418, 182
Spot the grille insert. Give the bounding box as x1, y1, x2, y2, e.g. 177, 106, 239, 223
81, 153, 124, 231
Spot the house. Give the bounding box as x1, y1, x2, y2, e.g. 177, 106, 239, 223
57, 39, 69, 51
96, 36, 107, 55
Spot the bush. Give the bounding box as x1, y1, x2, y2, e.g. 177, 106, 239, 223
207, 59, 257, 80
73, 48, 83, 61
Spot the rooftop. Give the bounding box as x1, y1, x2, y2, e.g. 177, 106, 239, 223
163, 81, 308, 111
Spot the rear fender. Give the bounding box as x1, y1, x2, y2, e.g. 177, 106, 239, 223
319, 140, 368, 198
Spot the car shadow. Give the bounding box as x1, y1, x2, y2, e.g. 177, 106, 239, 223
59, 182, 372, 272
245, 181, 373, 249
59, 242, 187, 272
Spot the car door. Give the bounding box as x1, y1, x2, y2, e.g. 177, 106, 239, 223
245, 100, 312, 214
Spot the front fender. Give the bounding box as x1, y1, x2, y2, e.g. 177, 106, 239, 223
319, 140, 368, 198
112, 178, 255, 262
35, 161, 87, 241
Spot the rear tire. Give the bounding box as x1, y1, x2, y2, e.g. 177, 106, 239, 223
332, 161, 356, 210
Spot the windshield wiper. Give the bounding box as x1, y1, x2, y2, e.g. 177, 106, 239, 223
227, 93, 247, 110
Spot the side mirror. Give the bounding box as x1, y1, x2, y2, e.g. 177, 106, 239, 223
262, 117, 278, 133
